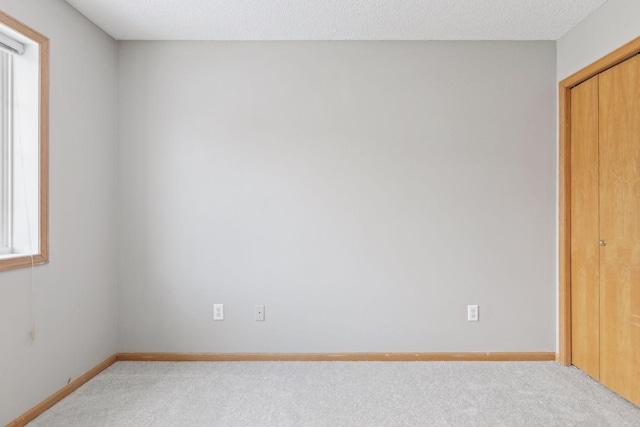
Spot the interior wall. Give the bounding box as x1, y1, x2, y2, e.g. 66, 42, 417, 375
557, 0, 640, 80
0, 1, 118, 425
118, 41, 557, 353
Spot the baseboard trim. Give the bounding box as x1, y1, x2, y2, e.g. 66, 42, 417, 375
116, 352, 557, 362
6, 355, 117, 427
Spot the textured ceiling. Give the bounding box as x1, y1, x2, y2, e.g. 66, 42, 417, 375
64, 0, 607, 41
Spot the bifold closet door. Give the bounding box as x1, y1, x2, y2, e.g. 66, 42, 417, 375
599, 54, 640, 406
570, 75, 600, 381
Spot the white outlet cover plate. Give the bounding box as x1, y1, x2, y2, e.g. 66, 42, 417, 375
213, 304, 224, 320
467, 305, 479, 322
255, 305, 265, 321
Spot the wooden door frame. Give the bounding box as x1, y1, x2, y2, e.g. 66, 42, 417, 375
558, 37, 640, 366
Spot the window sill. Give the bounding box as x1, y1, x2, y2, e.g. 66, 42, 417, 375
0, 253, 47, 272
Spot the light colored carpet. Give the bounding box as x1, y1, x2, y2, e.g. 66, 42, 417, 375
28, 361, 640, 426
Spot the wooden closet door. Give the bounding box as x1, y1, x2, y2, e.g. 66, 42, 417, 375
570, 75, 600, 380
599, 53, 640, 406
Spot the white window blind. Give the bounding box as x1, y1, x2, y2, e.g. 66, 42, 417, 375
0, 50, 12, 254
0, 31, 25, 55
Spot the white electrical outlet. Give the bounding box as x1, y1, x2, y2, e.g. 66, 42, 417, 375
467, 305, 479, 322
255, 305, 265, 321
213, 304, 224, 321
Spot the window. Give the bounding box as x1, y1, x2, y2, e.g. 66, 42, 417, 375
0, 11, 48, 271
0, 50, 12, 255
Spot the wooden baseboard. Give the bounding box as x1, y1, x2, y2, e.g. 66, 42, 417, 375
5, 351, 556, 426
6, 355, 117, 427
116, 352, 556, 362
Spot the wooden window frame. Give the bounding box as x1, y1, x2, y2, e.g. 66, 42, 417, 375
0, 11, 49, 272
558, 37, 640, 366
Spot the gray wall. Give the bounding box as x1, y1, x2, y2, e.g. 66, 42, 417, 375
118, 41, 557, 353
0, 1, 118, 425
557, 0, 640, 80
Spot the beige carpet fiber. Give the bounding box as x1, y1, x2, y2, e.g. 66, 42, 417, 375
28, 361, 640, 426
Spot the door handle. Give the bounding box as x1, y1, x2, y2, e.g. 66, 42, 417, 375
598, 240, 607, 247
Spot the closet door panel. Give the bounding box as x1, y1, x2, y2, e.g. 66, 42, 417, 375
570, 76, 600, 380
599, 54, 640, 406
